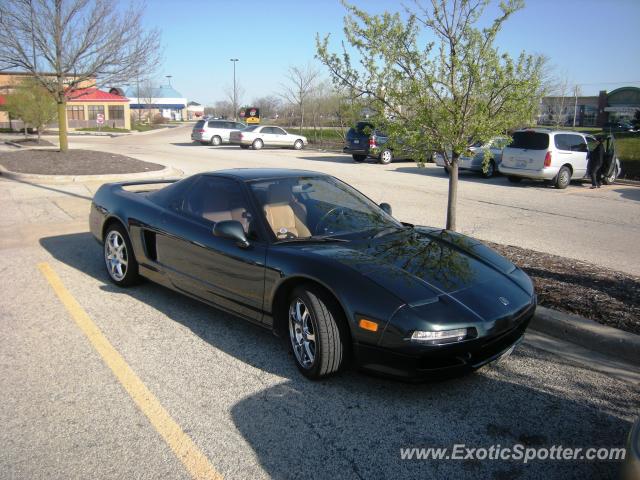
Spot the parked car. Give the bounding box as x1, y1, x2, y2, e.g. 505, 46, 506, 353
191, 119, 246, 145
229, 126, 307, 150
498, 129, 621, 188
343, 121, 412, 164
603, 121, 635, 133
434, 137, 510, 177
90, 169, 536, 380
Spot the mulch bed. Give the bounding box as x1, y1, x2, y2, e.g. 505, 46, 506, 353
6, 138, 55, 147
487, 242, 640, 335
0, 149, 164, 175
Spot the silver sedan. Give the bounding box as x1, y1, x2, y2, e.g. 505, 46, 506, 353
229, 125, 307, 150
435, 137, 510, 178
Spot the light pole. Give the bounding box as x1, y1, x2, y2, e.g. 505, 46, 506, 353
165, 75, 172, 87
230, 58, 239, 120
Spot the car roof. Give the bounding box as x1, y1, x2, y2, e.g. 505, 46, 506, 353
204, 168, 328, 181
514, 128, 588, 136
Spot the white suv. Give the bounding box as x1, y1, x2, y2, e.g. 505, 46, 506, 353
499, 129, 620, 189
191, 119, 246, 146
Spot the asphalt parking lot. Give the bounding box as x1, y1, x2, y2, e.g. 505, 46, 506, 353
1, 127, 639, 479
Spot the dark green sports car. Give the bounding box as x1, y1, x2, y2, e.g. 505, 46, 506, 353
90, 169, 536, 380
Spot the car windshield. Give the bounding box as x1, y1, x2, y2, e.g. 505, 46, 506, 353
249, 176, 402, 240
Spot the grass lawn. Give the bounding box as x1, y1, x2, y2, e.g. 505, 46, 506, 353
131, 123, 164, 132
616, 135, 640, 179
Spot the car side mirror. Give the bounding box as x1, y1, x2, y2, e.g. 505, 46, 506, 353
212, 220, 250, 248
379, 202, 392, 216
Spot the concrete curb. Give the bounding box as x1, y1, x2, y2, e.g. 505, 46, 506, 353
0, 164, 183, 184
529, 306, 640, 366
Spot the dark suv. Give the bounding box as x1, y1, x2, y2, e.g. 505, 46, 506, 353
343, 122, 396, 164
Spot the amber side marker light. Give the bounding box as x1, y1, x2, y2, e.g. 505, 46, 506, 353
359, 319, 379, 332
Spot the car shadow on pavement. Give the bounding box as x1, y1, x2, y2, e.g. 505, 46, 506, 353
170, 142, 206, 147
615, 186, 640, 202
39, 232, 637, 480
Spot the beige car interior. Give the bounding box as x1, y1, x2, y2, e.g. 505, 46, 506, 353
263, 183, 311, 239
199, 192, 250, 232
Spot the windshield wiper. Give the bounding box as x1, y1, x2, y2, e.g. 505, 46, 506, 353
371, 225, 411, 239
274, 235, 349, 245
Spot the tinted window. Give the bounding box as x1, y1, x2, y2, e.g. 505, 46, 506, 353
271, 127, 286, 135
194, 120, 205, 129
261, 127, 274, 134
554, 134, 587, 152
182, 177, 252, 233
355, 122, 374, 134
508, 132, 549, 150
244, 126, 259, 132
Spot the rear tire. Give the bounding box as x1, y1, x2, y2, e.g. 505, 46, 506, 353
379, 149, 393, 165
507, 176, 522, 183
602, 165, 618, 185
554, 166, 571, 189
352, 154, 366, 162
252, 138, 263, 150
210, 135, 222, 146
288, 285, 346, 379
103, 223, 140, 287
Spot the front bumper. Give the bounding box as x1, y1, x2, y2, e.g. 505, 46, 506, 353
354, 303, 534, 380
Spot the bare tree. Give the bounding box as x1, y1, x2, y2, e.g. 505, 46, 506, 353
138, 78, 156, 123
225, 83, 244, 120
251, 95, 282, 120
280, 65, 320, 132
213, 100, 234, 119
0, 0, 162, 151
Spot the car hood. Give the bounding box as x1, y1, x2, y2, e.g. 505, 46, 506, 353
309, 227, 533, 320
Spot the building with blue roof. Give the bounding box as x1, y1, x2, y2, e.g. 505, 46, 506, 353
124, 84, 187, 121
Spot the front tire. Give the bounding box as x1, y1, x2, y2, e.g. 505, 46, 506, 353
482, 160, 496, 178
554, 166, 571, 189
293, 139, 304, 150
210, 135, 222, 146
103, 223, 140, 287
252, 138, 263, 150
288, 286, 346, 379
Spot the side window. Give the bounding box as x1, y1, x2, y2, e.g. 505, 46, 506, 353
272, 127, 286, 135
555, 134, 587, 152
261, 127, 274, 134
236, 123, 246, 130
181, 177, 253, 233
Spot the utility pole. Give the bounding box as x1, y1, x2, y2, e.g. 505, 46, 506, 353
230, 58, 239, 120
573, 85, 578, 128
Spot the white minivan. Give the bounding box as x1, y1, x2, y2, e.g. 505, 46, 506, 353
191, 119, 246, 146
499, 129, 620, 189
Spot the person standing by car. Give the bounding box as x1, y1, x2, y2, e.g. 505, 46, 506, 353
587, 136, 604, 188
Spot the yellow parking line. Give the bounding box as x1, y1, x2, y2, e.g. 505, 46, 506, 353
37, 262, 222, 480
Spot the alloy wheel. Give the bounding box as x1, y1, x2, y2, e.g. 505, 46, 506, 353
104, 230, 128, 281
289, 298, 316, 369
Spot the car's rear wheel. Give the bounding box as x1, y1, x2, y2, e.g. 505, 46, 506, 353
293, 139, 304, 150
252, 138, 263, 150
379, 149, 393, 165
352, 154, 366, 162
103, 223, 139, 287
554, 166, 571, 189
602, 165, 618, 185
507, 176, 522, 183
210, 135, 222, 146
482, 160, 496, 178
288, 286, 345, 379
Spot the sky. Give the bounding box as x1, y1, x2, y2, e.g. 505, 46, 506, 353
140, 0, 640, 105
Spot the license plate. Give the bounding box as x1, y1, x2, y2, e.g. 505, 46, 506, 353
353, 139, 359, 144
516, 160, 527, 168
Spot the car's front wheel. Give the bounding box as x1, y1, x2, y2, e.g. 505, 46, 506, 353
210, 135, 222, 146
252, 139, 263, 150
482, 160, 496, 178
288, 286, 345, 379
293, 139, 304, 150
103, 223, 139, 287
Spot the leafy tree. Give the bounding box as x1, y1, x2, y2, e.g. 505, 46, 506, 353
0, 0, 161, 151
4, 79, 57, 143
317, 0, 545, 230
633, 109, 640, 129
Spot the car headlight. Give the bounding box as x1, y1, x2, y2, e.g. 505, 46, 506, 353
410, 328, 469, 345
